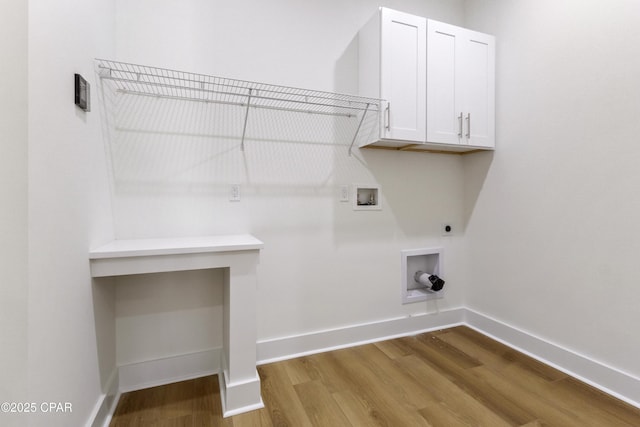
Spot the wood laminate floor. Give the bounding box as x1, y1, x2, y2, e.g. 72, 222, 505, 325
110, 326, 640, 426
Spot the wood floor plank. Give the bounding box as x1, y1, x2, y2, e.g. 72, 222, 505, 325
442, 327, 564, 383
436, 330, 592, 425
518, 421, 548, 427
509, 351, 568, 383
447, 327, 564, 383
226, 408, 273, 427
414, 332, 484, 369
492, 360, 637, 427
436, 328, 518, 371
400, 334, 538, 425
469, 364, 584, 427
294, 351, 357, 396
191, 376, 226, 425
331, 389, 390, 427
257, 362, 314, 427
110, 326, 640, 427
110, 377, 234, 427
395, 353, 513, 427
325, 346, 432, 426
282, 356, 317, 386
549, 377, 640, 427
161, 379, 194, 419
448, 326, 513, 357
110, 383, 167, 425
293, 380, 352, 426
349, 343, 440, 409
418, 400, 477, 427
160, 416, 190, 427
372, 336, 413, 359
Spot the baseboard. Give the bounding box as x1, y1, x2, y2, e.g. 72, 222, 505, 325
257, 307, 466, 364
218, 365, 264, 417
86, 368, 119, 427
118, 348, 221, 393
464, 308, 640, 408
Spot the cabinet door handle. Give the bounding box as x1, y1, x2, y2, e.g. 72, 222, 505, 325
465, 113, 471, 139
384, 103, 390, 131
458, 112, 463, 138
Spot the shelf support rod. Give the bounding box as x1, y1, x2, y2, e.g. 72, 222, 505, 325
348, 103, 370, 157
240, 88, 252, 151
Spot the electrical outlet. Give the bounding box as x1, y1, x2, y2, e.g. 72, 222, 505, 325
340, 185, 349, 202
442, 223, 453, 236
230, 184, 241, 201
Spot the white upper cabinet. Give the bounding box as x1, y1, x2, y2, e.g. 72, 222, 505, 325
426, 20, 495, 148
359, 8, 426, 142
358, 8, 495, 153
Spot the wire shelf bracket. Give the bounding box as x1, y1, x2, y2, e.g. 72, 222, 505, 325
95, 59, 383, 154
348, 102, 370, 157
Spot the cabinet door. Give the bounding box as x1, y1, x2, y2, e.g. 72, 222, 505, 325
462, 29, 495, 148
426, 20, 465, 145
427, 20, 495, 148
380, 8, 426, 142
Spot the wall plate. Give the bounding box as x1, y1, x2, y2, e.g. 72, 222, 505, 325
340, 185, 349, 202
230, 184, 241, 201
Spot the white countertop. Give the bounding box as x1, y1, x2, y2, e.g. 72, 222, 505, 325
89, 234, 264, 259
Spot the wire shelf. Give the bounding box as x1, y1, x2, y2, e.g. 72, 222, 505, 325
96, 59, 380, 116
96, 59, 382, 154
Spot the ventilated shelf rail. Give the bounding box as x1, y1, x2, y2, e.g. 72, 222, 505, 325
96, 59, 382, 155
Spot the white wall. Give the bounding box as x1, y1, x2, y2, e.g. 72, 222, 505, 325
463, 0, 640, 378
115, 270, 224, 366
27, 0, 116, 426
0, 1, 29, 426
115, 0, 465, 90
111, 0, 467, 366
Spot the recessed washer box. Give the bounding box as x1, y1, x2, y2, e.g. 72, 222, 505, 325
401, 247, 444, 304
353, 184, 381, 210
